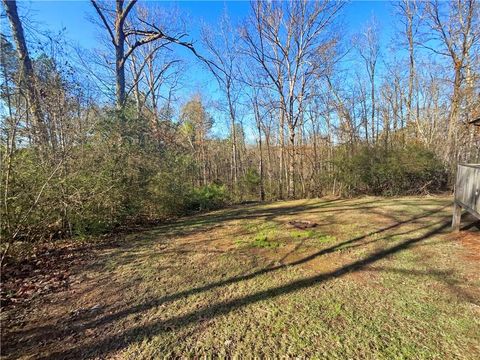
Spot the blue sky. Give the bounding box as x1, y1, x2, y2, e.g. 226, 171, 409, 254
11, 0, 397, 137
23, 1, 393, 50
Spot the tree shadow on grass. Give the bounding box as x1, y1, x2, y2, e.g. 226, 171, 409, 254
3, 204, 451, 358
144, 198, 372, 237
70, 206, 450, 326
368, 266, 480, 306
81, 198, 382, 273
37, 211, 452, 359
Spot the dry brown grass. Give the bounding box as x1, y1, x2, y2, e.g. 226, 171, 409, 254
1, 195, 479, 359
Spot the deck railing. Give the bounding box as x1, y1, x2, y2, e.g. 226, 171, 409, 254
452, 164, 480, 230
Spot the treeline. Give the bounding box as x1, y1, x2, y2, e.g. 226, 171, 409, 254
1, 0, 479, 245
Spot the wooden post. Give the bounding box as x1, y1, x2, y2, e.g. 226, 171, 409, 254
452, 201, 462, 231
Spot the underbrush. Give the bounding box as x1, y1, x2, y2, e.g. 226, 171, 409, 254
313, 143, 449, 197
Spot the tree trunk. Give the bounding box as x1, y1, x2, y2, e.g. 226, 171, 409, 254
279, 109, 285, 199
404, 0, 416, 139
253, 99, 265, 201
114, 0, 126, 110
407, 31, 415, 133
115, 38, 125, 110
446, 65, 462, 163
3, 0, 48, 147
257, 123, 265, 202
129, 52, 142, 117
370, 69, 376, 144
288, 125, 295, 199
228, 93, 238, 192
148, 59, 160, 140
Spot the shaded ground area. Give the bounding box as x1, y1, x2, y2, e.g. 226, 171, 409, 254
1, 196, 479, 359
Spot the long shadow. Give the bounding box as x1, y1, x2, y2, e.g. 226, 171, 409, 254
81, 199, 384, 273
4, 201, 451, 358
67, 206, 449, 331
147, 198, 370, 237
80, 199, 353, 270
6, 205, 449, 354
40, 217, 451, 359
368, 266, 480, 306
90, 198, 446, 273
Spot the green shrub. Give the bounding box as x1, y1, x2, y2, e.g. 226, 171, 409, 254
145, 154, 195, 217
187, 184, 229, 211
336, 144, 448, 196
239, 168, 261, 200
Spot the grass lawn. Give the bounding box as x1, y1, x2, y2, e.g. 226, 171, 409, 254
2, 196, 480, 359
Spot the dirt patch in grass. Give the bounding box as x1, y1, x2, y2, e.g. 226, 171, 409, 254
455, 230, 480, 262
0, 241, 96, 309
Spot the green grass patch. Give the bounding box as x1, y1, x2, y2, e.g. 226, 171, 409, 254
236, 220, 281, 248
251, 235, 280, 248
289, 229, 316, 239
314, 234, 336, 244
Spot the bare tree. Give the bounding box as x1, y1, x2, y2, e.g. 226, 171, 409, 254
396, 0, 421, 135
90, 0, 204, 110
202, 11, 242, 190
423, 0, 479, 161
125, 31, 180, 137
242, 0, 343, 198
2, 0, 48, 146
355, 17, 381, 144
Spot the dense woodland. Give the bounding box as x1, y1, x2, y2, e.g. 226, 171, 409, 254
1, 0, 479, 247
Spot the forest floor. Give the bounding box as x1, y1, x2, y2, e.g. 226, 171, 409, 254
1, 196, 480, 359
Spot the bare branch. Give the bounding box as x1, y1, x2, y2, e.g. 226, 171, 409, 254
90, 0, 116, 45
